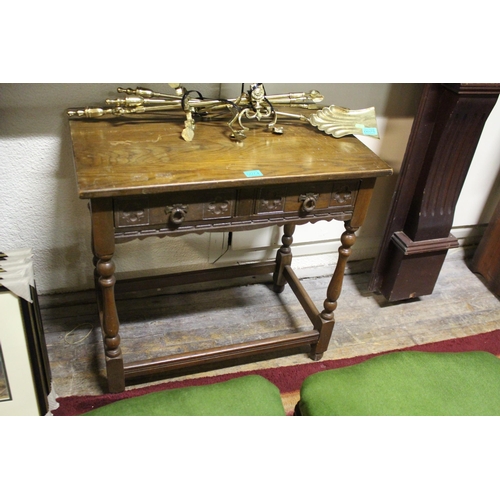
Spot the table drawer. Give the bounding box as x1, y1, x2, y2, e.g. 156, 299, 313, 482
113, 180, 359, 236
252, 181, 359, 216
114, 189, 237, 230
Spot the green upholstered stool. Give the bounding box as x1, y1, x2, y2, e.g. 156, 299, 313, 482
83, 375, 286, 416
297, 351, 500, 416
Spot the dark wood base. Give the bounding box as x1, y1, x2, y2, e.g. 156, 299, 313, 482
380, 249, 448, 302
471, 199, 500, 297
379, 231, 459, 301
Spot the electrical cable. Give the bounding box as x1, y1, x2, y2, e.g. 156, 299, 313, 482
64, 323, 94, 345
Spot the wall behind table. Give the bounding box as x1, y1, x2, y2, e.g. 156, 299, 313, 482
1, 83, 498, 295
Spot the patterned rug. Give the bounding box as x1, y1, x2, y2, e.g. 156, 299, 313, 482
52, 329, 500, 415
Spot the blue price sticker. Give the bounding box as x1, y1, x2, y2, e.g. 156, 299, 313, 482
362, 127, 378, 136
244, 170, 264, 177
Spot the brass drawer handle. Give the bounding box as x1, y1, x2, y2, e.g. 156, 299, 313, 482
299, 193, 319, 213
166, 204, 188, 225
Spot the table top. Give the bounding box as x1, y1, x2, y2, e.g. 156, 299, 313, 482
69, 117, 392, 199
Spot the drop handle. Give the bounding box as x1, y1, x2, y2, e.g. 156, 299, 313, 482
299, 193, 319, 213
166, 204, 188, 225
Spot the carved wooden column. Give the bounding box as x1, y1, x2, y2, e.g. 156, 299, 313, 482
273, 223, 296, 293
90, 198, 124, 393
369, 83, 500, 301
310, 177, 377, 360
310, 221, 357, 360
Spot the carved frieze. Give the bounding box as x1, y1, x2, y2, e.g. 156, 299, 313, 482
203, 197, 233, 219
257, 189, 286, 213
114, 196, 149, 227
331, 185, 354, 205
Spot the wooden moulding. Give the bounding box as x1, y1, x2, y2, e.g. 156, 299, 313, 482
391, 231, 459, 256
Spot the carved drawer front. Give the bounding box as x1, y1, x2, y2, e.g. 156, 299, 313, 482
256, 187, 287, 214
114, 196, 150, 228
203, 196, 234, 220
329, 180, 359, 208
255, 181, 359, 217
114, 190, 236, 231
284, 182, 335, 214
113, 181, 360, 237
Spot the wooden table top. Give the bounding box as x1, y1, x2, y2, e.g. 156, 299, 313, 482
69, 117, 392, 199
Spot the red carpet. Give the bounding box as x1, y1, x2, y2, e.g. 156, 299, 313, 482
52, 329, 500, 416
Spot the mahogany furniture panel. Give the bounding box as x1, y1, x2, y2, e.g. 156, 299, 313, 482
70, 118, 392, 393
369, 83, 500, 302
471, 197, 500, 296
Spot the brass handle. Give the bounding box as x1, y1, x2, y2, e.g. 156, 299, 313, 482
299, 193, 319, 213
166, 204, 188, 225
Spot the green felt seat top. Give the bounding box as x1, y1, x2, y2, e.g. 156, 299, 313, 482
298, 351, 500, 416
83, 375, 286, 416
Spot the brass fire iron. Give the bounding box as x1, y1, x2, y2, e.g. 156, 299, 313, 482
67, 83, 380, 142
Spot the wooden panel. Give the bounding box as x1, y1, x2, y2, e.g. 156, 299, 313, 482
70, 118, 392, 198
471, 198, 500, 296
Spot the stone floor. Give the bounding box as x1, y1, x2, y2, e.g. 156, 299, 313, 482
40, 252, 500, 398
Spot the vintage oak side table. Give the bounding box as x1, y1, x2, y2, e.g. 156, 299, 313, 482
69, 118, 392, 393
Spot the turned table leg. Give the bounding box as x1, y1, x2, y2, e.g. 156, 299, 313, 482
90, 199, 125, 393
310, 221, 357, 360
273, 223, 296, 293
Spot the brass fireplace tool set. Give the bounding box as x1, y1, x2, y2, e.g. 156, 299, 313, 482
67, 83, 380, 142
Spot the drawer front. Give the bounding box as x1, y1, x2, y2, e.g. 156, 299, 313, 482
114, 189, 237, 230
114, 196, 151, 228
255, 181, 359, 216
113, 180, 360, 236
